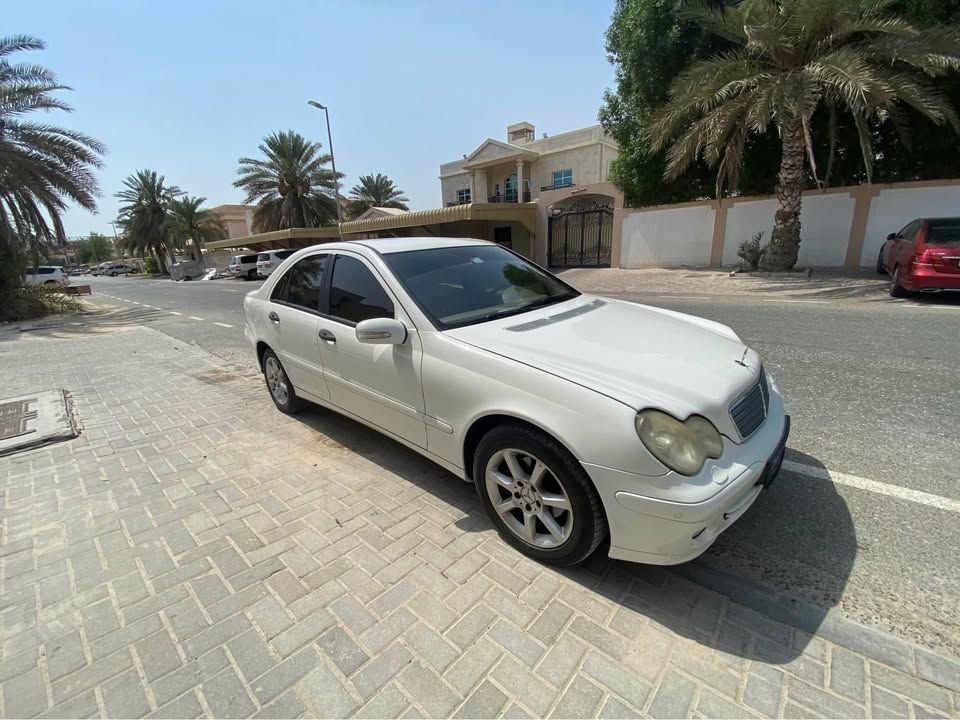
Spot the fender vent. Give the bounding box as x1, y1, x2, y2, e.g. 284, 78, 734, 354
505, 298, 607, 332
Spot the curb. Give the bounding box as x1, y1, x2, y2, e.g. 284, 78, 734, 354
673, 560, 960, 693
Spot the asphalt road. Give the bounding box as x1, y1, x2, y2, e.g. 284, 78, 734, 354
81, 274, 960, 656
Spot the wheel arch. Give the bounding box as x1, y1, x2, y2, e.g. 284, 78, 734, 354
462, 412, 580, 482
255, 340, 272, 370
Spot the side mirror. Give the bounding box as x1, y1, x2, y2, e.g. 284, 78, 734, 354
887, 233, 897, 241
355, 317, 407, 345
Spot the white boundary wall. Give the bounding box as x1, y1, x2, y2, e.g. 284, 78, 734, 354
617, 179, 960, 268
620, 205, 715, 267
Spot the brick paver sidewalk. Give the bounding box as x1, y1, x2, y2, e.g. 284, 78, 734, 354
0, 317, 956, 719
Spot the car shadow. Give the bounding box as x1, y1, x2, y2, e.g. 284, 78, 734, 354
287, 402, 855, 664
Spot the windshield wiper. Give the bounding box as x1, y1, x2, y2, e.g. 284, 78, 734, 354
467, 293, 579, 326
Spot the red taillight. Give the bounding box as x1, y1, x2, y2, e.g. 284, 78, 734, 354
913, 247, 951, 268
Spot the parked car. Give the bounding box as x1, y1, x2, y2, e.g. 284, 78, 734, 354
877, 217, 960, 297
69, 269, 85, 277
256, 249, 295, 278
23, 266, 69, 287
229, 254, 260, 280
102, 263, 136, 277
243, 238, 789, 567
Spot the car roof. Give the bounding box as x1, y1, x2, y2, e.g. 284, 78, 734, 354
336, 237, 491, 254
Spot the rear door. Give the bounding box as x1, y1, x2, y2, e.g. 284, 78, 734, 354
261, 253, 331, 401
892, 221, 920, 270
316, 252, 427, 447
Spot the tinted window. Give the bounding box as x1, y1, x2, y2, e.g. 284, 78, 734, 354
275, 250, 294, 260
902, 221, 921, 241
257, 253, 270, 261
383, 245, 578, 329
272, 255, 328, 312
241, 254, 259, 263
926, 220, 960, 246
40, 268, 55, 274
329, 256, 394, 324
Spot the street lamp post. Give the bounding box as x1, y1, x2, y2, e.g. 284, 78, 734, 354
307, 100, 343, 240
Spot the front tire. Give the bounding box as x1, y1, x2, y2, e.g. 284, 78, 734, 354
262, 349, 306, 414
473, 423, 607, 566
890, 265, 909, 298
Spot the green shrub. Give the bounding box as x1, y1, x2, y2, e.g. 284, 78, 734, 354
0, 286, 81, 322
737, 231, 767, 271
143, 256, 157, 274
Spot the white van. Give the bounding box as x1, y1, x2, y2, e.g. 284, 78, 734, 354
23, 266, 69, 287
228, 254, 260, 280
256, 250, 295, 278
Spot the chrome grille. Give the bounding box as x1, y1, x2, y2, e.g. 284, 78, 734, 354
730, 367, 769, 439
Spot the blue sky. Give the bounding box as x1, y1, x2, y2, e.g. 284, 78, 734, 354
7, 0, 617, 237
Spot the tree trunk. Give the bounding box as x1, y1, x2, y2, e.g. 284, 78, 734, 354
761, 118, 805, 271
193, 238, 205, 268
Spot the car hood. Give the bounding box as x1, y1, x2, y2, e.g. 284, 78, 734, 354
445, 294, 761, 435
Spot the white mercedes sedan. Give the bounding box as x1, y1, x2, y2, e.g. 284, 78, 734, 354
243, 238, 789, 566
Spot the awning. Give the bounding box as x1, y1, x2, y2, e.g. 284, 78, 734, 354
205, 227, 339, 251
204, 202, 537, 252
340, 202, 537, 235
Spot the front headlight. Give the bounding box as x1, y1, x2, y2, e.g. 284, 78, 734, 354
635, 410, 724, 476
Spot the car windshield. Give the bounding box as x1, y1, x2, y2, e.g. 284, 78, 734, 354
927, 220, 960, 245
382, 244, 579, 329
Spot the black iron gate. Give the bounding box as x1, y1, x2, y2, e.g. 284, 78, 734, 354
547, 200, 613, 267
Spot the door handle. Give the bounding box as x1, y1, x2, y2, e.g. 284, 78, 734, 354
318, 328, 336, 343
268, 311, 280, 324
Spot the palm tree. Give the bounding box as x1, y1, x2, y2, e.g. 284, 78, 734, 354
167, 196, 226, 268
115, 170, 181, 274
650, 0, 960, 270
347, 173, 409, 217
0, 34, 105, 274
234, 130, 342, 233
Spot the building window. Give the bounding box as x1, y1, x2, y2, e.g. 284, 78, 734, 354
457, 188, 471, 204
552, 169, 573, 188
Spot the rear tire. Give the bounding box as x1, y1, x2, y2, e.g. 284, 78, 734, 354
889, 265, 909, 298
473, 423, 607, 566
247, 269, 256, 280
262, 349, 306, 414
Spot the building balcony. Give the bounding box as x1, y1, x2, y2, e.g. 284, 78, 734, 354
541, 181, 575, 192
488, 191, 531, 203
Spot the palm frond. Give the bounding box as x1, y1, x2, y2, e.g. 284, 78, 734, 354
678, 0, 747, 42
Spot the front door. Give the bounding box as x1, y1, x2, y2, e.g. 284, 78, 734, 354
316, 253, 427, 448
262, 253, 331, 401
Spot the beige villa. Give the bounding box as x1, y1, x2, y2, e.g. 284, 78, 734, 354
207, 121, 623, 269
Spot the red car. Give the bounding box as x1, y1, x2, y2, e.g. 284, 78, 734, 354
877, 217, 960, 297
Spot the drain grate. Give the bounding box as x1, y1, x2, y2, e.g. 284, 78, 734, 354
0, 398, 38, 441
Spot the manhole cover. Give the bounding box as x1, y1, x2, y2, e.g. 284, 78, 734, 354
0, 390, 79, 456
0, 398, 38, 441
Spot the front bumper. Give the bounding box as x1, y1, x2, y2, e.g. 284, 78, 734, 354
585, 413, 790, 565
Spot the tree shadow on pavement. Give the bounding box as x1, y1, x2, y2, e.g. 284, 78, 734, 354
288, 400, 856, 664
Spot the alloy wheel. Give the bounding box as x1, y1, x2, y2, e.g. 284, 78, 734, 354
484, 448, 573, 548
264, 356, 289, 406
